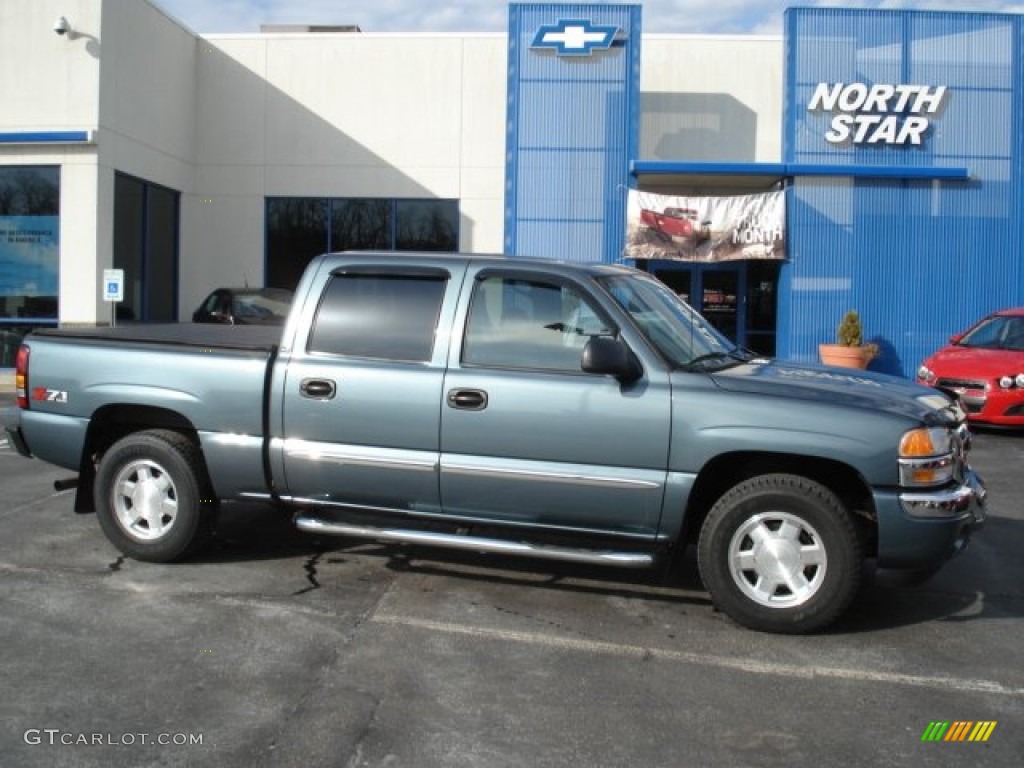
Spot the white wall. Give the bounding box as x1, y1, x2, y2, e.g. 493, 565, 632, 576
184, 31, 509, 312
0, 0, 102, 131
640, 35, 784, 165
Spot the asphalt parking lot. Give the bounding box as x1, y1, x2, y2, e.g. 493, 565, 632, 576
1, 390, 1022, 767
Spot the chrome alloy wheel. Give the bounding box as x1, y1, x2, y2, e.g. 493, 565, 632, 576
727, 511, 828, 608
111, 459, 179, 542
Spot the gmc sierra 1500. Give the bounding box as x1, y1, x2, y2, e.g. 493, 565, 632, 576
2, 252, 986, 633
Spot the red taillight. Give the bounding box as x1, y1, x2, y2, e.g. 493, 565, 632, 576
15, 344, 29, 409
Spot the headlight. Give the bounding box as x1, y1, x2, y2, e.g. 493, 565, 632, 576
898, 426, 954, 487
1017, 373, 1024, 388
916, 364, 935, 383
999, 375, 1013, 389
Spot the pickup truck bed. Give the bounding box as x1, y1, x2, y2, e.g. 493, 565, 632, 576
15, 324, 278, 497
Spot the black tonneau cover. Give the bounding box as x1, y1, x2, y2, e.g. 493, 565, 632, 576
30, 323, 279, 354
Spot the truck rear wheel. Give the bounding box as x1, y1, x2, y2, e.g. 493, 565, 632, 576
697, 474, 862, 634
94, 429, 217, 563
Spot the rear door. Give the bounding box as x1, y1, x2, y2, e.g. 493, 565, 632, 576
439, 267, 672, 538
279, 260, 465, 514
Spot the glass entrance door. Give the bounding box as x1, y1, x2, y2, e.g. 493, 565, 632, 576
699, 267, 740, 341
649, 261, 779, 356
652, 264, 742, 343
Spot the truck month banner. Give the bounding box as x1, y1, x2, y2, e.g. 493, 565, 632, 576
625, 189, 785, 262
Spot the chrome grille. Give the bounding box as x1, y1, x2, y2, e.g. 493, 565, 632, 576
936, 377, 987, 391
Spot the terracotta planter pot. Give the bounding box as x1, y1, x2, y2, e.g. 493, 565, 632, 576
818, 343, 872, 370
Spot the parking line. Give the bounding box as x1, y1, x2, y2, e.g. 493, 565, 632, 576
371, 614, 1024, 697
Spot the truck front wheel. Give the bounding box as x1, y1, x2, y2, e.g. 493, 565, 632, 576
697, 474, 862, 634
94, 429, 217, 563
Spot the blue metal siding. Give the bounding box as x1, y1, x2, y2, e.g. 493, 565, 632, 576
781, 8, 1023, 377
506, 3, 641, 263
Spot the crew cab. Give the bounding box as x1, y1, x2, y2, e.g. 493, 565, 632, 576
2, 252, 986, 633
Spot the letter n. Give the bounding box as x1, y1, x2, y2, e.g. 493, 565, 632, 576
807, 82, 842, 111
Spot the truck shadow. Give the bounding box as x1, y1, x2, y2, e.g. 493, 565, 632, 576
378, 543, 714, 611
193, 504, 1023, 633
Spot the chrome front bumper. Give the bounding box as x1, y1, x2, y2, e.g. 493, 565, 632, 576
899, 467, 987, 523
875, 467, 986, 569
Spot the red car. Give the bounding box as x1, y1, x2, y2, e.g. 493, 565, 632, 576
639, 206, 711, 244
916, 307, 1024, 427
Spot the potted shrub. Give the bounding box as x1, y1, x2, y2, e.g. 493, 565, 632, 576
819, 310, 877, 369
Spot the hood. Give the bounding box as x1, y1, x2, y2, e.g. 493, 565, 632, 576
707, 359, 960, 426
924, 344, 1024, 379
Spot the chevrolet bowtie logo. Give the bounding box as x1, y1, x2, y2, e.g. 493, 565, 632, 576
531, 19, 621, 56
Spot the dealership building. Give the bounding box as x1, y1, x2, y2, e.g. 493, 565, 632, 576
2, 0, 1022, 376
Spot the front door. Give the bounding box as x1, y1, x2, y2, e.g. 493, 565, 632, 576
439, 268, 671, 538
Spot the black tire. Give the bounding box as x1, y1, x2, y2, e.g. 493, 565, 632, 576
94, 429, 217, 563
697, 474, 862, 634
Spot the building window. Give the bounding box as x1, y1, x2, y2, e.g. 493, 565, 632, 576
396, 200, 458, 251
0, 166, 59, 367
113, 173, 180, 323
266, 197, 459, 291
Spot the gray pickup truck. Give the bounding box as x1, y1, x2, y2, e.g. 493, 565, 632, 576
3, 252, 986, 633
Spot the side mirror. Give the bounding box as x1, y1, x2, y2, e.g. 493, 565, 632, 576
582, 336, 642, 383
949, 333, 963, 345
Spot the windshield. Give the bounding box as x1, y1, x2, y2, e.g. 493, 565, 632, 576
233, 289, 293, 322
596, 272, 744, 369
957, 315, 1024, 351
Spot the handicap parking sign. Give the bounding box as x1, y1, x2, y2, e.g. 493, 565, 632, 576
103, 269, 124, 303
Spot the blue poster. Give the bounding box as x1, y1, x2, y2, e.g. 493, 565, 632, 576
0, 215, 59, 317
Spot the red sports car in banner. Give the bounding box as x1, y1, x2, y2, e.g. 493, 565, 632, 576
916, 307, 1024, 427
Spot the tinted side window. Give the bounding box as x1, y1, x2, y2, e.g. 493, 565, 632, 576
463, 276, 612, 371
309, 274, 446, 362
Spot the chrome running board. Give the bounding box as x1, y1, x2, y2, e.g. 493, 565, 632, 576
293, 515, 655, 569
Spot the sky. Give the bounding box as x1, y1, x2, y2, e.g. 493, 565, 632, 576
152, 0, 1024, 36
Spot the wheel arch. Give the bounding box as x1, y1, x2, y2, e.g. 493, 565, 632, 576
74, 405, 200, 513
679, 451, 877, 555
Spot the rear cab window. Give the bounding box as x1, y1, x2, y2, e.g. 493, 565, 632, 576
308, 270, 448, 362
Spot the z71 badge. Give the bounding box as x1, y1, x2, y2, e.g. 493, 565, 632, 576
31, 387, 68, 404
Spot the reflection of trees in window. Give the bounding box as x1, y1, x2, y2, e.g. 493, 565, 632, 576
397, 200, 458, 251
266, 198, 328, 290
331, 199, 390, 251
266, 197, 459, 290
0, 167, 59, 215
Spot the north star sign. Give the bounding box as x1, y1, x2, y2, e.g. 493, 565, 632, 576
807, 82, 948, 146
531, 19, 620, 56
